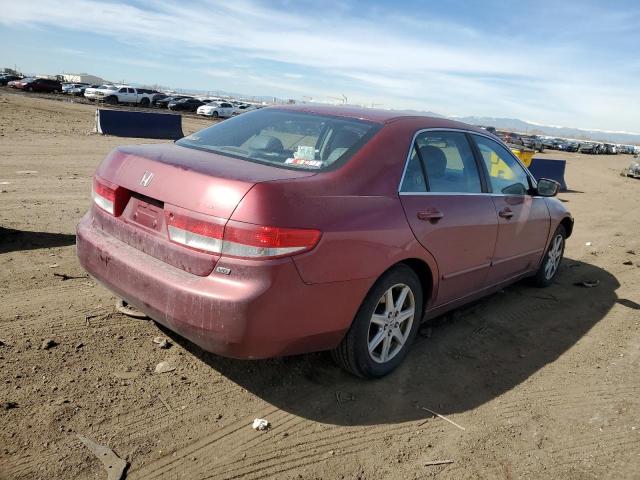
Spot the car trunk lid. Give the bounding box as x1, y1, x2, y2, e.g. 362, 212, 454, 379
93, 143, 316, 275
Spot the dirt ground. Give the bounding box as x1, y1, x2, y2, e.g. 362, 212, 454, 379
0, 89, 639, 480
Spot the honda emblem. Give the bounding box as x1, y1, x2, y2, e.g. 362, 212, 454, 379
140, 171, 154, 187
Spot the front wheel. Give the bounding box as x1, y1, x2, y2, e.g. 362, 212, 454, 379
139, 97, 150, 107
532, 225, 566, 287
332, 265, 423, 378
212, 111, 219, 118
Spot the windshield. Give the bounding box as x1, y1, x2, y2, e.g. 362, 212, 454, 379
177, 109, 380, 171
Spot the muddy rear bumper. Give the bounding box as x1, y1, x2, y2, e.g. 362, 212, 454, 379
76, 212, 368, 358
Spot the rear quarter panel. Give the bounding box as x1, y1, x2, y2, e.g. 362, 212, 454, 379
229, 120, 440, 295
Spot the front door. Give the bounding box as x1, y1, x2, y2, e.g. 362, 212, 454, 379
399, 130, 498, 307
470, 134, 550, 286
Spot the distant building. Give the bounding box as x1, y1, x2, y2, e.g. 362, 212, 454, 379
2, 67, 21, 76
60, 73, 105, 84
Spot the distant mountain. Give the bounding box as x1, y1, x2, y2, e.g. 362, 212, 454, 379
147, 82, 640, 145
452, 116, 640, 145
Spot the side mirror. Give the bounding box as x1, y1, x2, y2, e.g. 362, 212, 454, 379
536, 178, 560, 197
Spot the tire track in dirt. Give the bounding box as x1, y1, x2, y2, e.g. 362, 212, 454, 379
138, 412, 434, 480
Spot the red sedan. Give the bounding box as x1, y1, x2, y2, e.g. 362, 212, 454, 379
77, 106, 573, 378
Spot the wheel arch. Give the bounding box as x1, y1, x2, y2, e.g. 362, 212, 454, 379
400, 258, 434, 310
374, 258, 435, 321
559, 216, 574, 238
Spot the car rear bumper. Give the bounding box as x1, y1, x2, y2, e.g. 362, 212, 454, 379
76, 212, 369, 358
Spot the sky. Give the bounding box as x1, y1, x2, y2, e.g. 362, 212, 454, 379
1, 0, 639, 132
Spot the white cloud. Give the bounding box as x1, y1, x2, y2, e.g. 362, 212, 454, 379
1, 0, 638, 130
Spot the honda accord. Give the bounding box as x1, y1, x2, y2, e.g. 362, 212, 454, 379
77, 106, 573, 378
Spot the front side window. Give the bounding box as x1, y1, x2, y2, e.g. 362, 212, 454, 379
473, 134, 531, 195
400, 131, 482, 193
177, 109, 380, 171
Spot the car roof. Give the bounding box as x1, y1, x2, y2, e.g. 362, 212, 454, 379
271, 104, 486, 131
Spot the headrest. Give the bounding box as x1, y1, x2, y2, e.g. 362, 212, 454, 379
419, 145, 447, 177
249, 135, 284, 152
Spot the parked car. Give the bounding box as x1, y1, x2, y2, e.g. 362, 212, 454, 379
0, 75, 21, 86
542, 138, 560, 150
168, 97, 205, 111
155, 95, 191, 108
521, 135, 544, 152
76, 106, 573, 378
84, 84, 114, 101
579, 143, 597, 154
63, 82, 88, 94
93, 85, 155, 106
496, 131, 524, 146
68, 83, 98, 96
8, 77, 33, 89
196, 101, 236, 118
564, 141, 580, 152
619, 145, 636, 154
231, 104, 258, 116
20, 78, 63, 93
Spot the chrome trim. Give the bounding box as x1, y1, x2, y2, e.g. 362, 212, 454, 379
491, 248, 544, 266
399, 191, 545, 198
397, 127, 538, 195
441, 262, 491, 281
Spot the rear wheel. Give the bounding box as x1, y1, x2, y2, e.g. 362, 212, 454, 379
532, 225, 566, 287
332, 265, 423, 378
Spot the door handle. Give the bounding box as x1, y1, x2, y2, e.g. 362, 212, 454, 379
417, 209, 444, 222
498, 207, 514, 219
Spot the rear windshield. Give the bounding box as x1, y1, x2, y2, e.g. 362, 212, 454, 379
176, 109, 380, 171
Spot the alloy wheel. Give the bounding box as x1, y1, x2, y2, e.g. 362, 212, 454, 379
368, 283, 415, 363
544, 234, 564, 280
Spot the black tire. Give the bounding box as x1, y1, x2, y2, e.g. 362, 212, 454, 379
212, 111, 219, 119
140, 97, 150, 107
105, 96, 118, 105
332, 264, 423, 378
532, 225, 566, 287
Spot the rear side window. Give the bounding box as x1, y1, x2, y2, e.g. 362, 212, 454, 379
177, 109, 380, 171
400, 131, 482, 193
472, 134, 531, 195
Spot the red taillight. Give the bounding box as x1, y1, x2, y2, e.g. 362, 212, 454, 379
221, 220, 321, 258
166, 210, 224, 254
165, 209, 321, 259
92, 175, 126, 216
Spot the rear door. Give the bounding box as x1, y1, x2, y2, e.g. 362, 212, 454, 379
399, 130, 498, 306
220, 103, 234, 117
470, 134, 550, 286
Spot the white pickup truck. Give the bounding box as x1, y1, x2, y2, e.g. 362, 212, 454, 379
92, 85, 156, 106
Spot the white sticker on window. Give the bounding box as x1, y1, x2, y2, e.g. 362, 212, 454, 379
294, 145, 316, 161
284, 158, 322, 168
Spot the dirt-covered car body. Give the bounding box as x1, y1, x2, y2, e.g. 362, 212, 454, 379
77, 105, 573, 367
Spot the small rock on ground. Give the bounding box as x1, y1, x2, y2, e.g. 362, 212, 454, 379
41, 339, 58, 350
